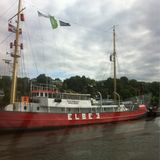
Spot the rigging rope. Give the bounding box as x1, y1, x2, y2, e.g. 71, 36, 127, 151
23, 21, 39, 76
37, 13, 47, 78
24, 0, 113, 34
7, 0, 116, 81
0, 0, 17, 19
0, 33, 13, 46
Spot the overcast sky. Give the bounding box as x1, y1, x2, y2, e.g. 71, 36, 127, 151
0, 0, 159, 82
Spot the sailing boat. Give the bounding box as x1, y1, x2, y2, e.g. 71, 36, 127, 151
0, 0, 147, 131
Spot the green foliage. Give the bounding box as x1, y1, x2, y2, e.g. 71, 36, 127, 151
63, 76, 159, 105
63, 75, 96, 94
0, 74, 159, 107
17, 77, 30, 99
36, 74, 52, 84
0, 76, 11, 107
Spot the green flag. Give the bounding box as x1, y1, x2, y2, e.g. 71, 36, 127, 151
49, 16, 58, 29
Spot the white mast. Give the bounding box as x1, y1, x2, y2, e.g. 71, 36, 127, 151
113, 25, 117, 102
112, 25, 120, 105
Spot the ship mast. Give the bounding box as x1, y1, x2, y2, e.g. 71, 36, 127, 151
10, 0, 22, 108
113, 25, 117, 102
112, 25, 121, 105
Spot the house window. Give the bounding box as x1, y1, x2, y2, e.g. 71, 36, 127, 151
24, 106, 27, 110
37, 107, 40, 111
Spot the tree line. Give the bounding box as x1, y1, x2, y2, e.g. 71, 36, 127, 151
0, 74, 159, 107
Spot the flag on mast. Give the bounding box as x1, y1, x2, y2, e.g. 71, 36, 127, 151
49, 16, 58, 29
8, 23, 16, 33
37, 11, 71, 29
37, 11, 49, 18
59, 20, 71, 26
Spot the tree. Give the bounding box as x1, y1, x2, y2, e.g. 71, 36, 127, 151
36, 74, 52, 84
120, 76, 128, 84
63, 75, 96, 94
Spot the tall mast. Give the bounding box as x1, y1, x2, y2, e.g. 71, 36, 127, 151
113, 25, 117, 102
10, 0, 22, 108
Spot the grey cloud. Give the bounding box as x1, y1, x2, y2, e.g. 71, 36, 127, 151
0, 0, 159, 82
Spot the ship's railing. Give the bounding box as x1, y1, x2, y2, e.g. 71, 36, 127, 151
31, 83, 56, 92
31, 89, 91, 100
52, 93, 91, 101
61, 93, 91, 100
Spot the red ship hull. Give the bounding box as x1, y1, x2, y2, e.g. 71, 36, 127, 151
0, 105, 147, 131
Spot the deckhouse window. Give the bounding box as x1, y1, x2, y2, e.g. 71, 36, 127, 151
49, 93, 52, 98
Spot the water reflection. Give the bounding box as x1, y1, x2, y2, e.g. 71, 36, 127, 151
0, 117, 159, 160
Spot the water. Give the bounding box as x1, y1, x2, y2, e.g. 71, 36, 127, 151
0, 117, 160, 160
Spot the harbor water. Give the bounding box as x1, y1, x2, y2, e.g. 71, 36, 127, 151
0, 117, 159, 160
